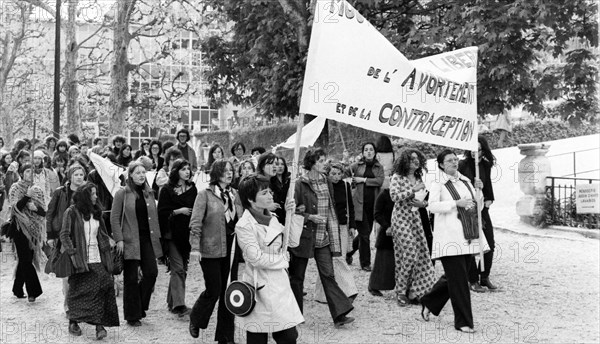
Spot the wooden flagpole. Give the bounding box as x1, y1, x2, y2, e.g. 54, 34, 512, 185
475, 150, 485, 272
282, 113, 305, 252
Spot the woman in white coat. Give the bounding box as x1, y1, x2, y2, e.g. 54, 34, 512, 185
420, 149, 488, 334
235, 174, 304, 344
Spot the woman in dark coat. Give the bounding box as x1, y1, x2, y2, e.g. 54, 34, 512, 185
368, 188, 395, 295
271, 155, 290, 225
111, 161, 163, 327
60, 182, 119, 339
157, 159, 197, 316
345, 142, 385, 271
116, 144, 133, 167
459, 135, 497, 292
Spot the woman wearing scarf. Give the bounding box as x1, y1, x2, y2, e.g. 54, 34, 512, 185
188, 159, 243, 343
157, 159, 198, 317
390, 149, 436, 306
111, 161, 163, 327
7, 163, 47, 301
420, 149, 488, 333
32, 150, 56, 205
345, 142, 384, 271
60, 182, 119, 339
46, 164, 87, 314
235, 174, 304, 343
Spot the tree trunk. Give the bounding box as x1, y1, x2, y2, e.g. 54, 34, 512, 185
0, 4, 32, 144
64, 0, 81, 137
108, 0, 134, 136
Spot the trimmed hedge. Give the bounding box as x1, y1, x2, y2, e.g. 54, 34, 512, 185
193, 119, 598, 160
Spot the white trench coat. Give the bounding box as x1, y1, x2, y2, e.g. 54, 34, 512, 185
235, 209, 304, 333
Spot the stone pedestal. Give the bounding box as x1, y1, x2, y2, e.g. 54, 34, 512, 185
516, 143, 551, 223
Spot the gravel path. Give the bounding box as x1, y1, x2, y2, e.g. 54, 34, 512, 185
1, 228, 598, 344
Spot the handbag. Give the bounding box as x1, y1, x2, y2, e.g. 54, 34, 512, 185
110, 192, 126, 275
444, 179, 479, 242
111, 246, 124, 275
224, 234, 258, 317
0, 216, 13, 238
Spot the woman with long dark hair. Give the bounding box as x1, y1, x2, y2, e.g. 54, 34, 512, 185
420, 149, 488, 333
7, 163, 46, 302
204, 144, 224, 172
60, 182, 119, 339
116, 144, 133, 167
459, 135, 498, 292
389, 149, 435, 305
188, 159, 242, 342
271, 155, 290, 225
148, 140, 164, 171
111, 161, 163, 326
157, 159, 198, 316
345, 142, 384, 271
46, 164, 87, 314
375, 135, 395, 187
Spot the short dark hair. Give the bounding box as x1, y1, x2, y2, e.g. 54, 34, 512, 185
209, 159, 233, 185
93, 137, 103, 145
112, 135, 126, 145
237, 173, 271, 209
230, 141, 246, 155
149, 140, 162, 155
257, 152, 277, 175
164, 147, 183, 168
436, 149, 456, 172
250, 146, 266, 155
162, 141, 175, 153
176, 128, 190, 142
168, 159, 192, 187
67, 134, 80, 146
303, 147, 326, 170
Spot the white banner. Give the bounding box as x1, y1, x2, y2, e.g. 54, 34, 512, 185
274, 116, 327, 151
88, 152, 126, 197
300, 0, 478, 150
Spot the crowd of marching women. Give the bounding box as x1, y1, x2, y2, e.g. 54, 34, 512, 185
0, 130, 499, 343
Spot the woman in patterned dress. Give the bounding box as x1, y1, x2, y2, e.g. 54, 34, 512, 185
389, 149, 435, 306
60, 182, 119, 339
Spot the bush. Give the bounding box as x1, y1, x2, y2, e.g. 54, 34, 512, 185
192, 118, 598, 161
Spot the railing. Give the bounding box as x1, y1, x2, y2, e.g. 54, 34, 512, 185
547, 147, 600, 178
546, 176, 600, 229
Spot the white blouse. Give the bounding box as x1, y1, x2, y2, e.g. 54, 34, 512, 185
83, 218, 102, 263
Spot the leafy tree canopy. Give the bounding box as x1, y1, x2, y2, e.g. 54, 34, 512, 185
200, 0, 597, 122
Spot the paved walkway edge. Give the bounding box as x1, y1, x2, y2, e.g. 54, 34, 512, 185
495, 224, 599, 242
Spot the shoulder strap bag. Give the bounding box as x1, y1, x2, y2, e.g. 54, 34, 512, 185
224, 233, 259, 317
